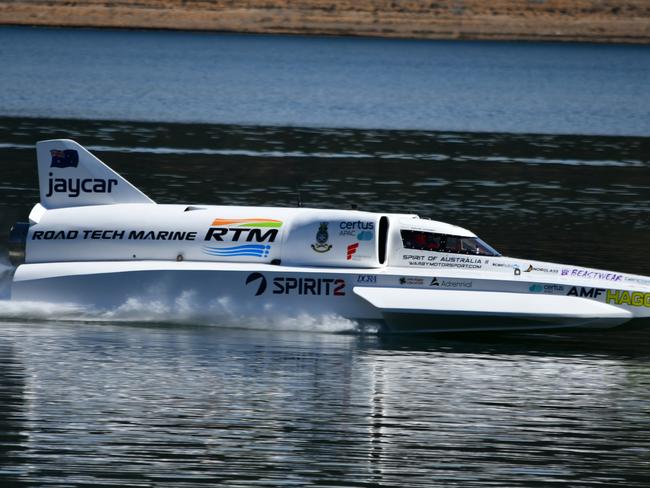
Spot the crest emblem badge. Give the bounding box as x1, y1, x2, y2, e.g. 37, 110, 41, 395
311, 222, 333, 253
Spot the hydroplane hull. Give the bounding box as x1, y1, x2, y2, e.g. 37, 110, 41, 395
12, 260, 649, 333
8, 139, 650, 333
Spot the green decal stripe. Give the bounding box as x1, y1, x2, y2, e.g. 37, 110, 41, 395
237, 222, 283, 228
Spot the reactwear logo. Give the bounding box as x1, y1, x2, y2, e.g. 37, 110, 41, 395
50, 149, 79, 168
246, 272, 267, 296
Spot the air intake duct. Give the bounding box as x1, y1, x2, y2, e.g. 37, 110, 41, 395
8, 222, 30, 266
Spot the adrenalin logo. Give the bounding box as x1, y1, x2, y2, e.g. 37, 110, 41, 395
205, 218, 282, 243
203, 244, 272, 258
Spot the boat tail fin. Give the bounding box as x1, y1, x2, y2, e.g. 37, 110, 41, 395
36, 139, 154, 209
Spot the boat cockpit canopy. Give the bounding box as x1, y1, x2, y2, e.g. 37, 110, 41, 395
400, 229, 500, 256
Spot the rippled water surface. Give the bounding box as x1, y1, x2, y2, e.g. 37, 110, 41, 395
2, 323, 650, 487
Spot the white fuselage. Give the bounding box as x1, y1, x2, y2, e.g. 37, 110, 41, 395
11, 203, 650, 333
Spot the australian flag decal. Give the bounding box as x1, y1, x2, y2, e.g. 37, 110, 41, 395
50, 149, 79, 168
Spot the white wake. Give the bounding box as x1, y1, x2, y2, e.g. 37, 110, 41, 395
0, 275, 359, 334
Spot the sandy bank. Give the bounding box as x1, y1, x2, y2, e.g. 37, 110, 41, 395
1, 0, 649, 43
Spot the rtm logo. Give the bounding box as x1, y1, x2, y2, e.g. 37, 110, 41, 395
205, 218, 282, 243
567, 287, 606, 298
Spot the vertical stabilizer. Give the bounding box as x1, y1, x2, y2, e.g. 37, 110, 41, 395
37, 139, 154, 209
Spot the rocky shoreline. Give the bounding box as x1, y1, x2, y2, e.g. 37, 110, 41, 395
1, 0, 649, 43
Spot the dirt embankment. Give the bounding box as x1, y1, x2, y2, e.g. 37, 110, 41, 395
1, 0, 649, 43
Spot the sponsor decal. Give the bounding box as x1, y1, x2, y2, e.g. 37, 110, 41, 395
32, 230, 79, 240
204, 244, 271, 258
399, 277, 425, 286
357, 275, 377, 283
246, 272, 267, 296
205, 218, 281, 243
211, 218, 282, 228
31, 229, 198, 241
46, 174, 118, 198
347, 243, 359, 260
561, 268, 622, 282
442, 280, 473, 288
567, 287, 606, 298
50, 149, 79, 168
339, 221, 374, 237
492, 261, 520, 269
273, 277, 346, 296
438, 256, 482, 265
127, 230, 196, 241
528, 283, 565, 294
543, 284, 565, 293
246, 274, 346, 296
311, 222, 333, 253
624, 276, 650, 287
524, 265, 559, 274
430, 277, 473, 288
607, 290, 650, 308
401, 276, 473, 288
402, 254, 483, 269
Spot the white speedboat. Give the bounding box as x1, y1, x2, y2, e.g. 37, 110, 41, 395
8, 139, 650, 332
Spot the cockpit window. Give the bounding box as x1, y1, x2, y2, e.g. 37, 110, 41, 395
401, 230, 500, 256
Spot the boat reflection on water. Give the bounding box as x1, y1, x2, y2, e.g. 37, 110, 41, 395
0, 339, 27, 483
1, 323, 649, 486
